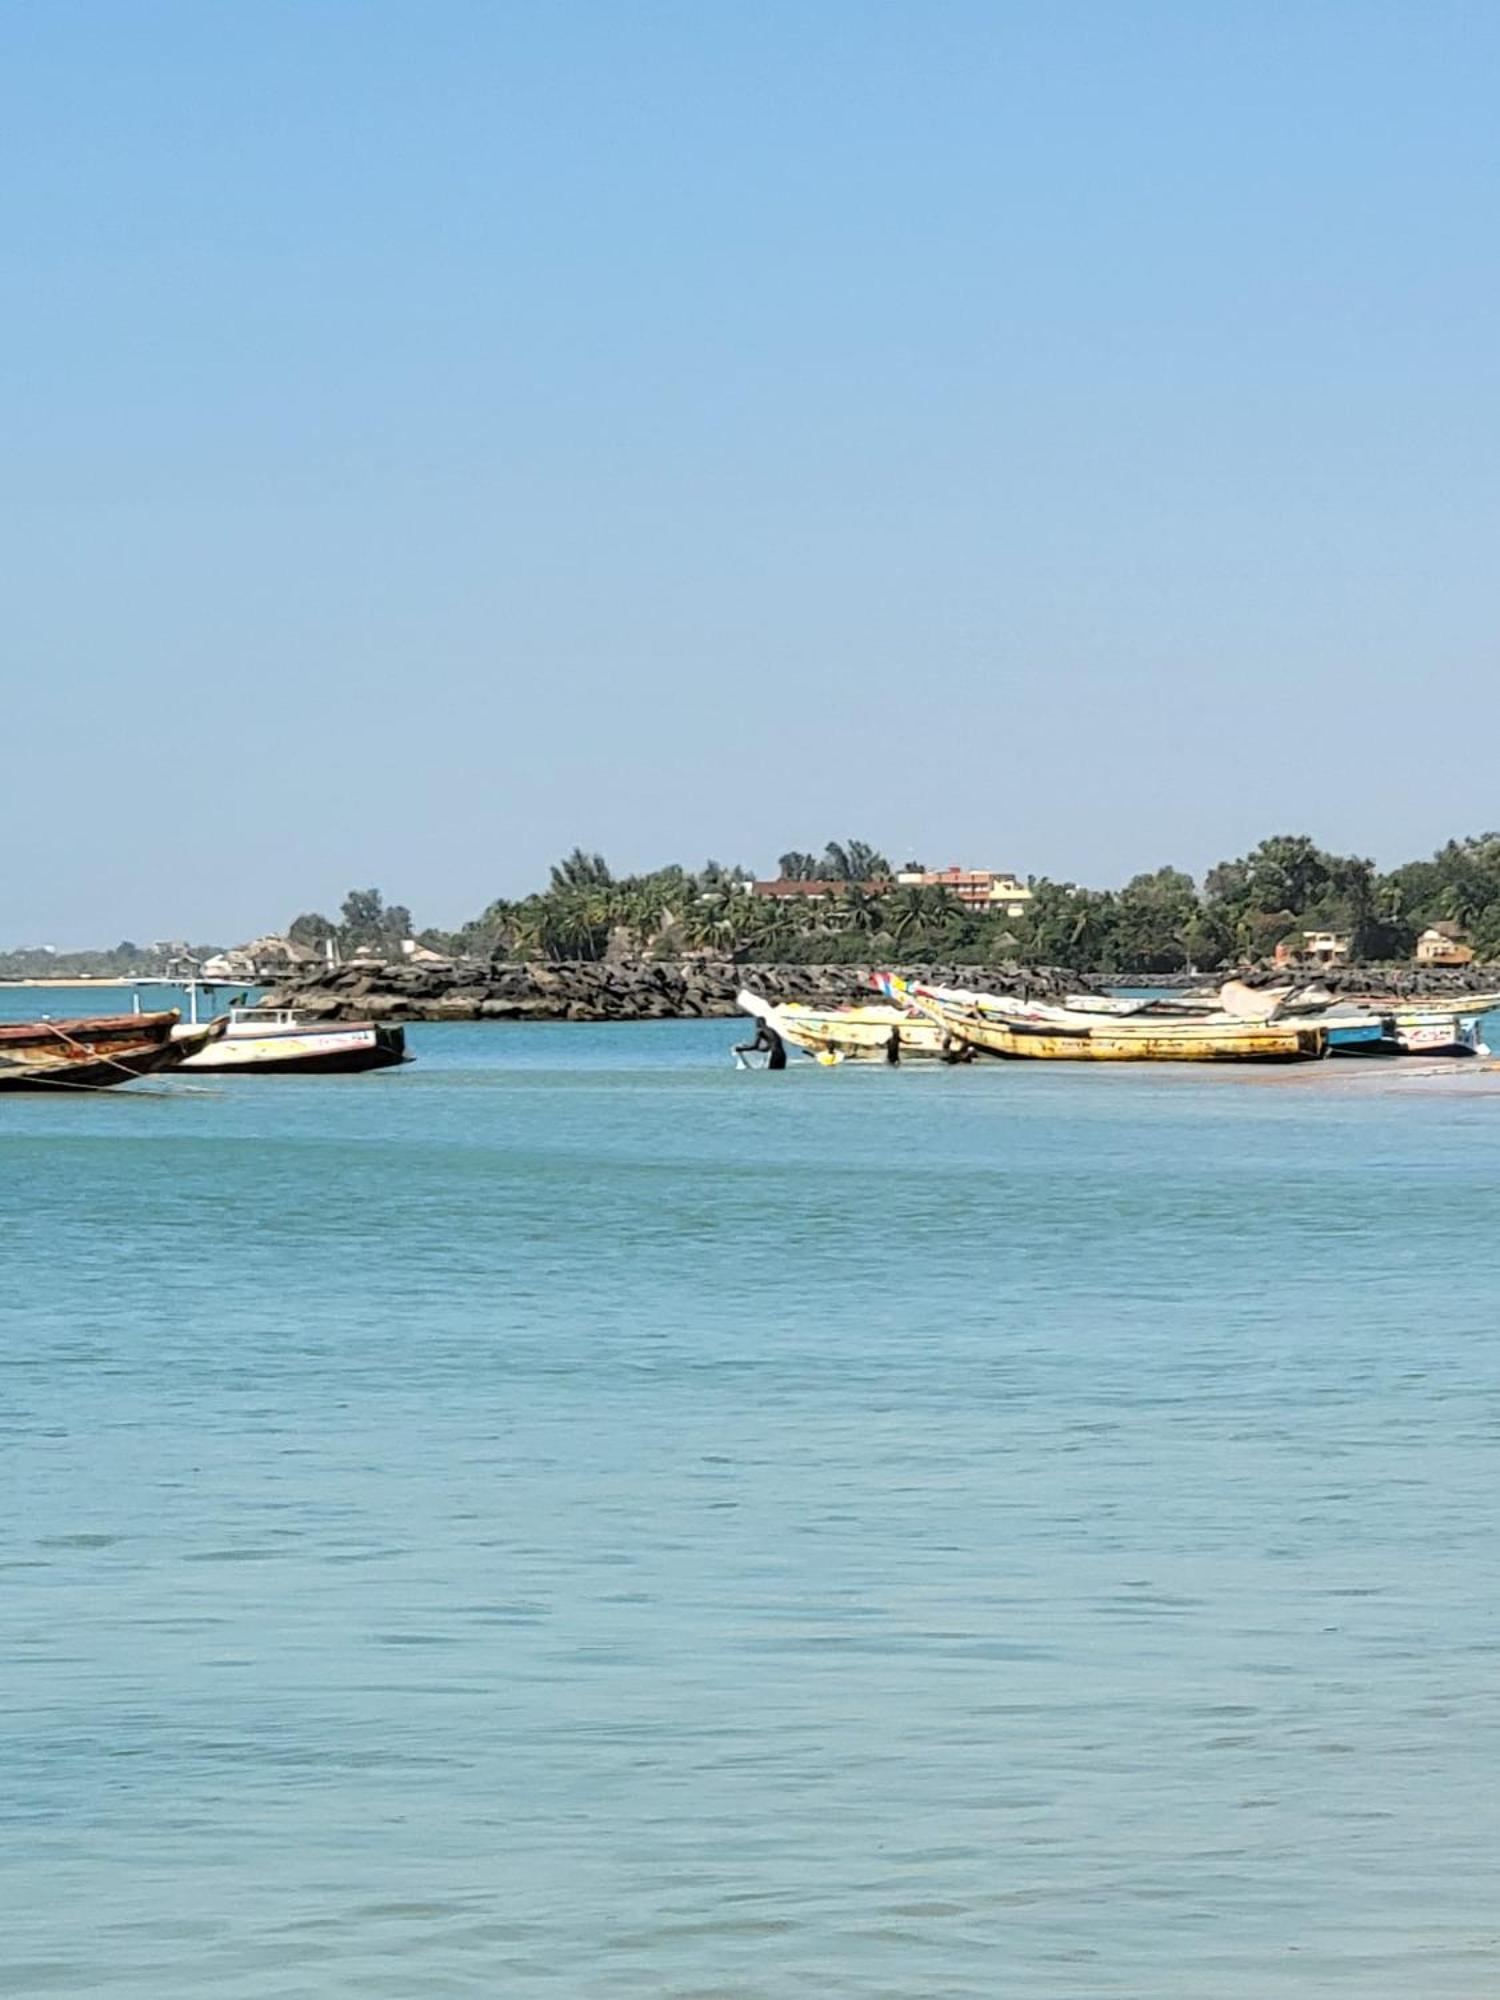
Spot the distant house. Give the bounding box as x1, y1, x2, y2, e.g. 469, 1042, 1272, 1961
751, 866, 1032, 917
1300, 930, 1351, 966
894, 866, 1033, 917
202, 934, 320, 981
400, 938, 455, 968
1415, 922, 1475, 967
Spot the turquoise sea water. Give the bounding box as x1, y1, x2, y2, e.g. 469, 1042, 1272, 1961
5, 989, 1500, 1996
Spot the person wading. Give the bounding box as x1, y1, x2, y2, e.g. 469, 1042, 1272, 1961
734, 1019, 787, 1069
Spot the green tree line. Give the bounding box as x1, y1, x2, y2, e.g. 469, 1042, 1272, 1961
283, 832, 1500, 973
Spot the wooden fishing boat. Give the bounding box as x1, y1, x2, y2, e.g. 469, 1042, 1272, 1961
0, 1010, 220, 1091
737, 989, 949, 1061
896, 982, 1327, 1062
1222, 982, 1496, 1056
942, 1013, 1326, 1062
175, 1004, 407, 1074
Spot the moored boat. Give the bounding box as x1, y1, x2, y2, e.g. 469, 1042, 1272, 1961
1316, 1015, 1390, 1053
175, 1004, 407, 1074
890, 979, 1327, 1062
1286, 994, 1497, 1057
0, 1010, 219, 1091
1380, 1006, 1491, 1058
736, 989, 950, 1062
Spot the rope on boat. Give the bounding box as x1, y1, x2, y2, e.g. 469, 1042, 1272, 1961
0, 1061, 223, 1098
36, 1018, 165, 1086
0, 1018, 207, 1092
1, 1070, 110, 1092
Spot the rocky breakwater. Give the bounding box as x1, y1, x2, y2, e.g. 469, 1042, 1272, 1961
1222, 962, 1500, 998
260, 959, 1095, 1024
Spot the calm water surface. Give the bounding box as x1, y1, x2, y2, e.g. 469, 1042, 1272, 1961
5, 992, 1500, 1995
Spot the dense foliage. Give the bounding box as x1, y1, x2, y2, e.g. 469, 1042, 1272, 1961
283, 832, 1500, 972
11, 833, 1500, 978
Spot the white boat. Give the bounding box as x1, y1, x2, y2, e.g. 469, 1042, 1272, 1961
133, 981, 409, 1075
1381, 1007, 1491, 1058
174, 1004, 408, 1074
736, 989, 950, 1062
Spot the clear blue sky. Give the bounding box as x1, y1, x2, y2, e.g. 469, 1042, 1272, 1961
4, 1, 1498, 945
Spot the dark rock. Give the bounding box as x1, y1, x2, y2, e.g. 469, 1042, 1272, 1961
259, 954, 1500, 1025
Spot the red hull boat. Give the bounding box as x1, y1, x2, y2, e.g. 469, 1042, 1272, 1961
0, 1010, 221, 1091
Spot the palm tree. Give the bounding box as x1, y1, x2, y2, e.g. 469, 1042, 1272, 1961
678, 883, 735, 953
833, 884, 885, 938
513, 889, 612, 961
624, 883, 669, 953
462, 898, 518, 960
549, 848, 613, 893
889, 884, 951, 950
689, 885, 747, 958
716, 897, 769, 960
507, 901, 548, 957
748, 902, 796, 960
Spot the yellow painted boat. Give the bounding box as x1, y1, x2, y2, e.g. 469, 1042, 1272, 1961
899, 983, 1326, 1063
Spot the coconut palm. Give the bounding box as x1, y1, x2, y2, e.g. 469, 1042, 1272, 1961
889, 884, 951, 949
549, 848, 613, 893
832, 884, 885, 938
1439, 880, 1481, 930
677, 884, 732, 953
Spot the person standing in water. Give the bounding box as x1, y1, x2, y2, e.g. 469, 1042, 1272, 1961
734, 1019, 787, 1069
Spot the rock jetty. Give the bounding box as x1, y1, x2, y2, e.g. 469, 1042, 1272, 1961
259, 959, 1097, 1023
260, 957, 1500, 1024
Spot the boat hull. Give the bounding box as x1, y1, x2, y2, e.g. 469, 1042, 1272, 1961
906, 991, 1326, 1062
1322, 1005, 1492, 1057
1323, 1020, 1394, 1054
0, 1010, 198, 1091
738, 990, 949, 1061
776, 1006, 948, 1061
1385, 1013, 1488, 1058
955, 1021, 1324, 1062
883, 979, 1321, 1045
179, 1020, 407, 1074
